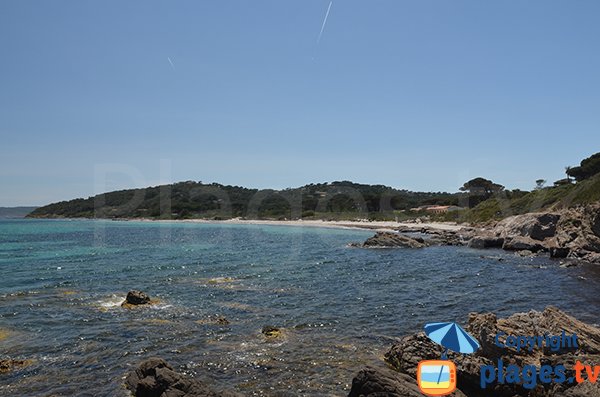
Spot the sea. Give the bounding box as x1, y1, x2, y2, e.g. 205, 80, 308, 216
1, 219, 599, 396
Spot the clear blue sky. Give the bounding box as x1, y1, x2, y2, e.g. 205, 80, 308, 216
1, 1, 599, 206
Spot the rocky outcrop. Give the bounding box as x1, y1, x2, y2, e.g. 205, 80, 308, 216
122, 290, 159, 309
468, 235, 504, 249
352, 232, 426, 248
125, 357, 240, 397
501, 236, 545, 252
124, 290, 151, 305
464, 205, 600, 263
494, 213, 561, 241
551, 204, 600, 262
349, 307, 600, 397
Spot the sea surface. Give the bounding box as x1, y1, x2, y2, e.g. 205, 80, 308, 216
1, 219, 600, 396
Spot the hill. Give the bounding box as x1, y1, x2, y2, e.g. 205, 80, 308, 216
465, 172, 600, 223
27, 181, 461, 221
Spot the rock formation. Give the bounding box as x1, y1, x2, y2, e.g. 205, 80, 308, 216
125, 357, 240, 397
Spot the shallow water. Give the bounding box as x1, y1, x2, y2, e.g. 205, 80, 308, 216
1, 219, 600, 396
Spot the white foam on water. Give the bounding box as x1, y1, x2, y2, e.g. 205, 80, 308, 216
97, 295, 125, 308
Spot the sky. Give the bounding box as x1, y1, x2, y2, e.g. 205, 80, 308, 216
1, 1, 600, 206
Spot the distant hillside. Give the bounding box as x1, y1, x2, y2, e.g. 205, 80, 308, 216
27, 181, 460, 221
465, 172, 600, 223
0, 207, 38, 219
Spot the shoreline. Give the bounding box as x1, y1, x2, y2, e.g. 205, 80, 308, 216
115, 217, 467, 233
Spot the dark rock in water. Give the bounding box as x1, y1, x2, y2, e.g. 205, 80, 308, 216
362, 306, 600, 397
347, 366, 460, 397
352, 232, 426, 248
550, 245, 570, 258
502, 236, 545, 252
516, 249, 535, 257
123, 290, 151, 306
125, 357, 240, 397
261, 325, 282, 338
468, 235, 504, 249
0, 358, 33, 373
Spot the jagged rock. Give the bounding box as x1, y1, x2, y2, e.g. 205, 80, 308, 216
353, 232, 426, 248
494, 213, 561, 241
502, 236, 545, 252
125, 357, 240, 397
553, 204, 600, 262
122, 290, 151, 307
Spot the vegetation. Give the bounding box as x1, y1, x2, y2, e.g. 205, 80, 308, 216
566, 152, 600, 182
463, 171, 600, 223
28, 181, 461, 220
459, 177, 505, 208
28, 151, 600, 224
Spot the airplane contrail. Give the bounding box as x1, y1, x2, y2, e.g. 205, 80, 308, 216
167, 57, 175, 71
317, 1, 333, 45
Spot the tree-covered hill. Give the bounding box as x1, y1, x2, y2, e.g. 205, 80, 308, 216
27, 181, 461, 220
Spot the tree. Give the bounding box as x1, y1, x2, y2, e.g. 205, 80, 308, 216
566, 152, 600, 182
460, 177, 505, 196
459, 177, 505, 208
535, 179, 546, 190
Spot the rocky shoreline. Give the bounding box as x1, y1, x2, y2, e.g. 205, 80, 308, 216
353, 203, 600, 265
120, 306, 600, 396
349, 306, 600, 397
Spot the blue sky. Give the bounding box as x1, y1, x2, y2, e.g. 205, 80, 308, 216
1, 1, 599, 206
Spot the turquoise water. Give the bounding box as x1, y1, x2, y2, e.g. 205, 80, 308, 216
1, 219, 600, 396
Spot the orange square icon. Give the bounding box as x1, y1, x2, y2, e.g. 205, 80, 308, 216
417, 360, 457, 396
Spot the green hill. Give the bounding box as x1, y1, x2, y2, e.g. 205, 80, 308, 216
27, 181, 460, 221
465, 173, 600, 223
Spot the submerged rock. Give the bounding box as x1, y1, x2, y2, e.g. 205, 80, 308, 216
125, 357, 240, 397
0, 358, 33, 374
261, 325, 282, 338
352, 232, 426, 248
122, 290, 152, 308
349, 307, 600, 397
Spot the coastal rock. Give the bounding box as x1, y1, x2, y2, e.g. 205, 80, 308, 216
262, 325, 282, 338
553, 204, 600, 262
125, 357, 240, 397
494, 213, 561, 241
122, 290, 151, 307
353, 232, 426, 248
347, 366, 463, 397
467, 235, 504, 249
372, 307, 600, 397
502, 236, 545, 252
0, 358, 33, 374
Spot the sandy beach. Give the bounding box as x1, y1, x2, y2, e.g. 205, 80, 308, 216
131, 218, 466, 233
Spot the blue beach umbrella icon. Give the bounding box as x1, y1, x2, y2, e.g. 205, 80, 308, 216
424, 322, 480, 357
424, 322, 480, 385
